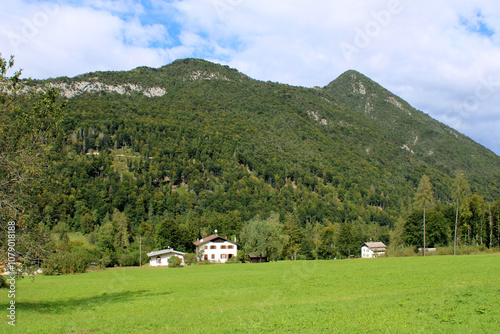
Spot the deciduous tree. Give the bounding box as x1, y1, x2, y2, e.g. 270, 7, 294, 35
414, 175, 433, 256
0, 54, 64, 274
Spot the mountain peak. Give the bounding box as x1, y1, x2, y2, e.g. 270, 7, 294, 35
324, 69, 388, 97
160, 58, 251, 83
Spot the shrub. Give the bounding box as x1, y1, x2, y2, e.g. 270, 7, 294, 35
384, 246, 418, 257
100, 251, 117, 268
183, 253, 198, 265
116, 249, 139, 267
225, 256, 239, 263
237, 250, 247, 263
42, 247, 97, 275
0, 275, 9, 288
168, 256, 182, 268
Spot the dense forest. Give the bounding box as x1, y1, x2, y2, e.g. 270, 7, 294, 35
3, 58, 500, 273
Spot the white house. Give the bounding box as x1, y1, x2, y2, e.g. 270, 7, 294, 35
361, 242, 387, 258
193, 234, 238, 263
147, 248, 186, 266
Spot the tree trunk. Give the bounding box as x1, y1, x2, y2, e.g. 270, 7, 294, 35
488, 205, 492, 249
423, 205, 426, 257
454, 187, 459, 255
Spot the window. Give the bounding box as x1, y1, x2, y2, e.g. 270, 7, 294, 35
211, 254, 215, 259
156, 256, 161, 264
221, 245, 226, 249
221, 254, 226, 259
204, 246, 208, 249
210, 245, 216, 249
228, 245, 234, 249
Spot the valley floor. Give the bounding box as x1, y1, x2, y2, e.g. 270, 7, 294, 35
5, 254, 500, 333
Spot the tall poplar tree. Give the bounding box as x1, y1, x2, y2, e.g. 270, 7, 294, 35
452, 171, 470, 255
414, 175, 433, 256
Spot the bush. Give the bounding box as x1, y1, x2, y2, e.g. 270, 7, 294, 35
168, 256, 182, 268
183, 253, 198, 265
237, 250, 247, 263
0, 275, 9, 288
225, 256, 239, 263
384, 246, 418, 257
116, 249, 139, 267
100, 251, 117, 268
42, 247, 97, 275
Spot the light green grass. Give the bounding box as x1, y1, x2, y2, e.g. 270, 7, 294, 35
4, 255, 499, 333
110, 148, 141, 176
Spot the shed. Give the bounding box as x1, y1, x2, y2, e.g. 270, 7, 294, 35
248, 255, 269, 263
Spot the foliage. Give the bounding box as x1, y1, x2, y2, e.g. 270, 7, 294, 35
3, 57, 499, 269
42, 246, 97, 275
404, 207, 450, 247
183, 253, 198, 265
240, 212, 286, 261
0, 275, 9, 288
0, 54, 65, 275
167, 255, 182, 268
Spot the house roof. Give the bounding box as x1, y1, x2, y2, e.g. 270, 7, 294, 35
193, 234, 238, 246
361, 242, 387, 251
147, 248, 186, 257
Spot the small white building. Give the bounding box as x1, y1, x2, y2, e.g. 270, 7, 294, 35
193, 234, 238, 263
361, 242, 387, 258
147, 248, 186, 266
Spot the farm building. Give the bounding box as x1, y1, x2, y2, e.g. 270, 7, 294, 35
147, 248, 186, 266
248, 255, 269, 263
194, 234, 238, 263
361, 242, 387, 258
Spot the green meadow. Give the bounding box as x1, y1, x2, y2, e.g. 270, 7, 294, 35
5, 254, 500, 333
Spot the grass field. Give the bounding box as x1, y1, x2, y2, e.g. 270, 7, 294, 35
4, 254, 499, 333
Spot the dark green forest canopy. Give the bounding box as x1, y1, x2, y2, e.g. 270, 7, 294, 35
33, 59, 499, 253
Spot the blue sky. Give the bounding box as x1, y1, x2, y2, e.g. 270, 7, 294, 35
1, 0, 500, 156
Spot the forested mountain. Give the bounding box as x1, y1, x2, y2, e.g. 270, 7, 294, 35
28, 58, 499, 265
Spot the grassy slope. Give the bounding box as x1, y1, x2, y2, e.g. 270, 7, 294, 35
10, 254, 500, 333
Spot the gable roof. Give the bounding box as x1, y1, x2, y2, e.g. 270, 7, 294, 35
361, 242, 387, 250
193, 234, 238, 246
147, 248, 186, 257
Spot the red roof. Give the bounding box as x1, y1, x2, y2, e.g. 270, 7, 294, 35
193, 234, 237, 246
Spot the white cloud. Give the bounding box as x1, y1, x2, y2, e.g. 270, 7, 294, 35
0, 0, 172, 78
1, 0, 499, 155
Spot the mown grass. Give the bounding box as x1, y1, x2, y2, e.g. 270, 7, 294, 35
5, 254, 500, 333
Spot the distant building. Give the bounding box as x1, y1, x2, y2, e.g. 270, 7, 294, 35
361, 242, 387, 258
248, 255, 268, 263
147, 248, 186, 266
193, 234, 238, 263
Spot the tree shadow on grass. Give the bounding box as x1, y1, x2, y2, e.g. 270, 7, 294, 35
17, 290, 173, 314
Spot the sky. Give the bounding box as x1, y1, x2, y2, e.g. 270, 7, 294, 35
1, 0, 500, 156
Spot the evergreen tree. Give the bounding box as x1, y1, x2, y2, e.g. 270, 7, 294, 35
155, 217, 180, 250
